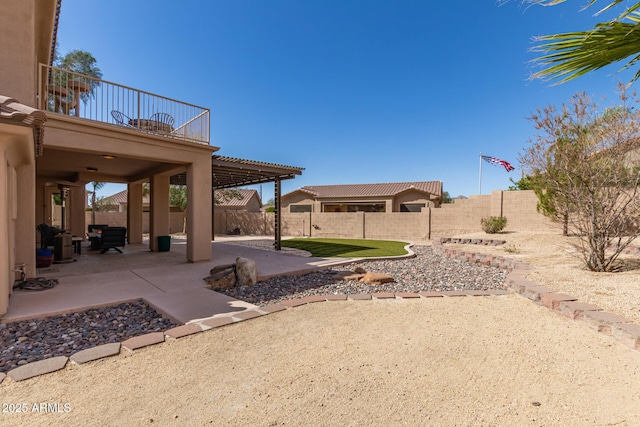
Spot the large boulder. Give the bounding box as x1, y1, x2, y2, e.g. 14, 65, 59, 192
210, 263, 235, 275
204, 267, 237, 290
235, 257, 258, 286
332, 271, 365, 281
359, 272, 395, 285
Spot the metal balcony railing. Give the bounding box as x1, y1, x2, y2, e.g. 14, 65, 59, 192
37, 63, 210, 145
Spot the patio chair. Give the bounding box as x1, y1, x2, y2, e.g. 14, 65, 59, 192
99, 227, 127, 254
37, 223, 62, 249
88, 224, 109, 250
111, 110, 133, 127
149, 112, 175, 134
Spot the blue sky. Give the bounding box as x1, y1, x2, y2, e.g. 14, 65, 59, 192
56, 0, 634, 200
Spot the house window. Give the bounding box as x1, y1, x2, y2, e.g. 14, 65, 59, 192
346, 204, 385, 213
400, 203, 426, 212
321, 203, 385, 212
290, 204, 312, 213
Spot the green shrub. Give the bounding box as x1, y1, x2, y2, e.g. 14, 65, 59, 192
481, 216, 507, 234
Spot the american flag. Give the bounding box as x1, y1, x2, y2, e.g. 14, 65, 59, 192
481, 155, 515, 172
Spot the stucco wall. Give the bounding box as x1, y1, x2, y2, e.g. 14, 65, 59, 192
86, 211, 185, 235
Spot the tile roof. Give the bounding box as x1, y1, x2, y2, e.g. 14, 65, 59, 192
103, 188, 259, 207
215, 189, 260, 207
291, 181, 442, 198
0, 96, 47, 156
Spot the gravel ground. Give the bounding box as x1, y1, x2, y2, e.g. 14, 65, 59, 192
219, 245, 507, 306
0, 300, 178, 374
0, 245, 505, 374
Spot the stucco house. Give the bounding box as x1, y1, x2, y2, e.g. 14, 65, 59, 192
102, 188, 262, 213
0, 1, 301, 317
282, 181, 443, 213
214, 189, 262, 213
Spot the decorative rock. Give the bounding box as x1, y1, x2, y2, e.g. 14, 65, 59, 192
354, 266, 367, 274
204, 267, 236, 290
235, 257, 258, 286
210, 263, 235, 275
359, 272, 395, 285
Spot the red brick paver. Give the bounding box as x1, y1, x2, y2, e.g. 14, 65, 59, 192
540, 293, 578, 311
165, 323, 203, 339
8, 356, 68, 382
372, 292, 395, 299
395, 292, 420, 299
122, 332, 165, 351
201, 316, 234, 329
70, 343, 121, 364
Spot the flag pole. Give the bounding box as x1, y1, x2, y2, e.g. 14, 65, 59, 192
478, 152, 483, 195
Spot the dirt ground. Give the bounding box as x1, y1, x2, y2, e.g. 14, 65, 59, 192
2, 231, 640, 426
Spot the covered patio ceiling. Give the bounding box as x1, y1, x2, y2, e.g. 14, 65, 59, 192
170, 155, 304, 189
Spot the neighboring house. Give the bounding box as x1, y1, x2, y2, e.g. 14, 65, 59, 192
102, 188, 261, 213
282, 181, 443, 213
214, 189, 261, 213
0, 1, 302, 317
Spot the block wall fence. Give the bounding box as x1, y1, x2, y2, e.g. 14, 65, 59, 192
90, 190, 556, 240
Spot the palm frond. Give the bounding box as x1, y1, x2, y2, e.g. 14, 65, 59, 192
532, 15, 640, 83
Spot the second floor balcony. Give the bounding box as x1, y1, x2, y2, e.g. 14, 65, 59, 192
37, 63, 210, 145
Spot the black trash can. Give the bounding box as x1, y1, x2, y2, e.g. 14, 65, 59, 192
157, 235, 171, 252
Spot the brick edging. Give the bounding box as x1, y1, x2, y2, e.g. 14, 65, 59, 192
433, 236, 640, 353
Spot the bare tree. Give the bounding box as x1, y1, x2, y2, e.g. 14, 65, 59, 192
520, 89, 640, 271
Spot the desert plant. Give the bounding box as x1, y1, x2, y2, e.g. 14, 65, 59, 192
519, 89, 640, 272
503, 243, 520, 254
481, 216, 508, 234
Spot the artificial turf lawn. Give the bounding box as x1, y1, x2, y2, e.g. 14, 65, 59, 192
281, 238, 409, 257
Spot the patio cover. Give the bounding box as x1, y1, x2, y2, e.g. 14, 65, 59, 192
170, 155, 304, 249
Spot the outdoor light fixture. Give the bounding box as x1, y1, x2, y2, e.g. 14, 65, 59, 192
86, 167, 98, 172
101, 154, 116, 160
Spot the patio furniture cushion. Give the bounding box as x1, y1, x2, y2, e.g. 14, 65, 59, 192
37, 223, 62, 249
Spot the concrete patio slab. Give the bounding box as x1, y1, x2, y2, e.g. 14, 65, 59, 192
144, 287, 257, 324
2, 237, 358, 325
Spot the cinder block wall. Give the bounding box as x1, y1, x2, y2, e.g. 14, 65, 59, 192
431, 194, 492, 235
214, 211, 274, 235
89, 190, 556, 240
501, 190, 554, 231
363, 212, 430, 240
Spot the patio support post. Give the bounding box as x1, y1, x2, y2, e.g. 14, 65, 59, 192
0, 150, 11, 315
68, 185, 85, 238
274, 178, 281, 250
15, 162, 36, 279
127, 182, 143, 244
149, 174, 170, 252
186, 156, 211, 262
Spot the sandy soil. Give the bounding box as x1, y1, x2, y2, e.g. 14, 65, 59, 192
2, 232, 640, 426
